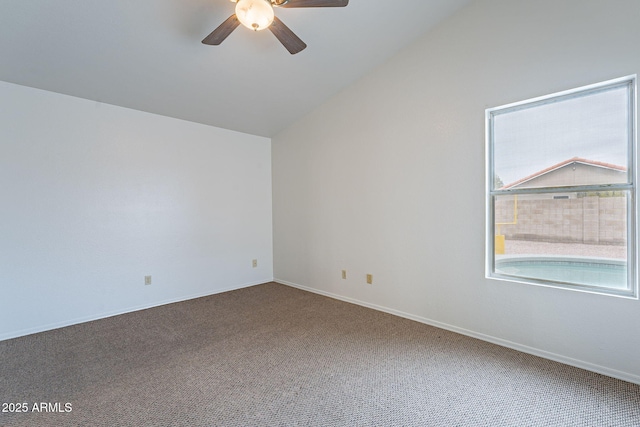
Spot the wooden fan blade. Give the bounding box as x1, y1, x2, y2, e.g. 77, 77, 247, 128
202, 14, 240, 45
277, 0, 348, 7
268, 16, 307, 54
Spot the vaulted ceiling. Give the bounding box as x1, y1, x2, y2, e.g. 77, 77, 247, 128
0, 0, 473, 137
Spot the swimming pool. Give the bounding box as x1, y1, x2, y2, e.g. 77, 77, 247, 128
495, 257, 627, 289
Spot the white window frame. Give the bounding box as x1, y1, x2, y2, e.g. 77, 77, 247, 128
485, 76, 638, 298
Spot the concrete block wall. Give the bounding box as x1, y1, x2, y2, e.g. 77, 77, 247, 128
496, 196, 626, 245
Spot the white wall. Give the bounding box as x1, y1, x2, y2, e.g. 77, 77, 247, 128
0, 81, 273, 340
272, 0, 640, 383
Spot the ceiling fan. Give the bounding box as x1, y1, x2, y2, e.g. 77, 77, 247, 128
202, 0, 349, 54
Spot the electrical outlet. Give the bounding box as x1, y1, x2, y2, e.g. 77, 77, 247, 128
341, 270, 347, 279
252, 259, 258, 268
366, 274, 373, 284
145, 275, 152, 286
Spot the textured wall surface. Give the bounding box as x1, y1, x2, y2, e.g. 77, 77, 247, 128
0, 81, 273, 340
272, 0, 640, 383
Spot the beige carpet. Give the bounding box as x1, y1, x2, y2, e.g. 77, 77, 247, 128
1, 282, 639, 426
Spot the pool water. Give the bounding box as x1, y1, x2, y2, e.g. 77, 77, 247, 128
495, 257, 627, 289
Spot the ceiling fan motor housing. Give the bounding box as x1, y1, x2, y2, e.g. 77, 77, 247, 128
229, 0, 290, 5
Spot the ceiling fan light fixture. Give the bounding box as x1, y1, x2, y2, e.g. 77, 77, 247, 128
235, 0, 274, 31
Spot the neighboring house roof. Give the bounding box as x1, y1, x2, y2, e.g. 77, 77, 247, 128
500, 157, 627, 189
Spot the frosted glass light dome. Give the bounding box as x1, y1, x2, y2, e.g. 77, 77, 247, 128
235, 0, 274, 31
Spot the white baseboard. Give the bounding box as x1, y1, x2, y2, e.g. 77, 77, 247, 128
0, 279, 271, 342
275, 278, 640, 386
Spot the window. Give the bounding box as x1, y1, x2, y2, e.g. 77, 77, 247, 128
486, 76, 637, 297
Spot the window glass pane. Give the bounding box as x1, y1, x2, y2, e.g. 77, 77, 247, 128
493, 85, 630, 190
493, 191, 629, 291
